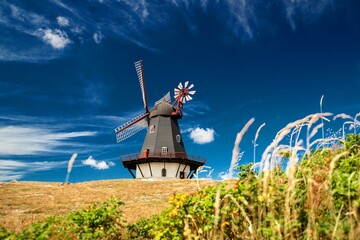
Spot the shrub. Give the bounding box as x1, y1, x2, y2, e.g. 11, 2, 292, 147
1, 197, 126, 240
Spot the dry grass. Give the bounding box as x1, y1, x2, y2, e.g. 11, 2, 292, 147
0, 179, 217, 232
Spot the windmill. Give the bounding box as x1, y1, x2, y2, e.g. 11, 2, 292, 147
115, 60, 206, 179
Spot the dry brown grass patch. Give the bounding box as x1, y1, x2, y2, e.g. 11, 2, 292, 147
0, 179, 216, 232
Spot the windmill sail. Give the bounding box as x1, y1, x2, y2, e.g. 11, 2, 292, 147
154, 91, 171, 106
134, 60, 149, 112
172, 81, 196, 117
115, 113, 148, 143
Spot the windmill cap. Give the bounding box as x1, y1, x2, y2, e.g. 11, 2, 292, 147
150, 101, 174, 118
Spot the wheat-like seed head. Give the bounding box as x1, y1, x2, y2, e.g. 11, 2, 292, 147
222, 118, 255, 179
333, 113, 354, 121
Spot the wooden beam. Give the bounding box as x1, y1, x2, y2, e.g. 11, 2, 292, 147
148, 162, 153, 177
126, 167, 136, 179
137, 164, 144, 178
175, 163, 181, 177
186, 170, 193, 179
182, 164, 188, 172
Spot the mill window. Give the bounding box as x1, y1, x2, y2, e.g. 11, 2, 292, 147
161, 147, 168, 154
176, 135, 181, 143
150, 125, 155, 133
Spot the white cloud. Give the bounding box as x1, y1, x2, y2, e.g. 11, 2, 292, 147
183, 101, 210, 117
9, 4, 48, 26
0, 45, 60, 62
93, 31, 104, 44
189, 127, 215, 144
0, 126, 97, 155
0, 159, 67, 181
225, 0, 255, 38
50, 0, 80, 17
41, 28, 71, 49
82, 156, 113, 170
119, 0, 149, 19
0, 171, 24, 181
56, 16, 69, 27
282, 0, 334, 30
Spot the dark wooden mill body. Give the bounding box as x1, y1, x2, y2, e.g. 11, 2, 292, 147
115, 60, 206, 179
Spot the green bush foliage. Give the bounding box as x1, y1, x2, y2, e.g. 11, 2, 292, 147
1, 197, 126, 240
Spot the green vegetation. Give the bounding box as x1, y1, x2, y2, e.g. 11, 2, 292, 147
0, 197, 126, 240
1, 134, 359, 239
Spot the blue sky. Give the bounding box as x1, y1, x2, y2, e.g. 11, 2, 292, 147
0, 0, 359, 182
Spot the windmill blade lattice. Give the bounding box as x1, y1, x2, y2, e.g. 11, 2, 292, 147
134, 60, 148, 111
154, 91, 171, 106
114, 113, 148, 143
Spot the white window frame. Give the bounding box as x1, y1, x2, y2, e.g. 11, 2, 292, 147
161, 147, 168, 154
176, 135, 181, 143
150, 125, 155, 133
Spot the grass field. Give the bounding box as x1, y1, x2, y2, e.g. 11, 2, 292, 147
0, 179, 219, 232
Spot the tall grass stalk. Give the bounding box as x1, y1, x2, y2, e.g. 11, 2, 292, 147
306, 113, 333, 157
332, 204, 344, 239
284, 142, 302, 239
194, 166, 213, 190
334, 113, 355, 141
65, 153, 78, 183
329, 151, 349, 177
223, 118, 255, 179
224, 194, 253, 236
343, 121, 355, 140
214, 186, 221, 234
354, 113, 360, 134
253, 123, 266, 165
320, 95, 325, 141
347, 172, 357, 239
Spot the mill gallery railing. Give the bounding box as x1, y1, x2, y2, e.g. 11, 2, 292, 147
120, 151, 206, 163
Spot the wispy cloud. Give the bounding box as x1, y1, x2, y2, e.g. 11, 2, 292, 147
183, 101, 211, 117
56, 16, 70, 27
0, 112, 127, 181
282, 0, 334, 30
224, 0, 255, 38
194, 0, 334, 38
8, 3, 49, 28
0, 112, 140, 132
0, 3, 47, 38
40, 28, 71, 49
0, 2, 70, 61
82, 156, 115, 170
118, 0, 149, 20
0, 45, 62, 62
50, 0, 80, 17
93, 30, 104, 44
189, 127, 215, 144
0, 126, 96, 156
0, 0, 338, 62
0, 159, 67, 181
